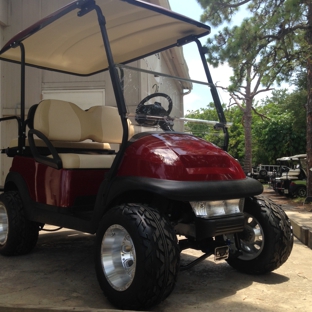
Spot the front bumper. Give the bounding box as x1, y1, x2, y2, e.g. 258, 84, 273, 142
195, 213, 245, 239
108, 176, 263, 203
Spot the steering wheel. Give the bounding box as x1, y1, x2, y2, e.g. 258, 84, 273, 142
136, 93, 173, 116
135, 93, 173, 129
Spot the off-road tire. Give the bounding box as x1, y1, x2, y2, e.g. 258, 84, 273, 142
259, 169, 267, 178
0, 191, 39, 256
95, 203, 180, 310
226, 195, 293, 274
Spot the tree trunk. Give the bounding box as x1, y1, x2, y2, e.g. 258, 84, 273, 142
242, 66, 253, 175
305, 1, 312, 203
243, 100, 253, 175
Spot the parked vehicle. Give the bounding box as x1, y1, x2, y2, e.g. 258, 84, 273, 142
0, 0, 293, 310
287, 154, 307, 197
272, 157, 295, 194
251, 164, 288, 183
278, 154, 306, 196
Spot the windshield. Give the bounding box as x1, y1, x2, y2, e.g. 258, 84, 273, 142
116, 51, 229, 150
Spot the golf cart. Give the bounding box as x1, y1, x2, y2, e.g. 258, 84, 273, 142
288, 154, 307, 198
275, 155, 306, 196
0, 0, 293, 310
272, 156, 294, 193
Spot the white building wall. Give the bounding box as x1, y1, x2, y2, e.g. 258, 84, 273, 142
0, 0, 7, 27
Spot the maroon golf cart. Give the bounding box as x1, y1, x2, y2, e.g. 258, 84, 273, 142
0, 0, 293, 310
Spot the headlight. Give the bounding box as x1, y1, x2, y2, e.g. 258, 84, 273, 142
190, 199, 244, 219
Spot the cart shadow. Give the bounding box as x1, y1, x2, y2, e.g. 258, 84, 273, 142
152, 250, 289, 311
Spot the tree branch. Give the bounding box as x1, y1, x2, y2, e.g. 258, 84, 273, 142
214, 0, 251, 8
252, 106, 271, 120
261, 24, 310, 42
253, 87, 275, 97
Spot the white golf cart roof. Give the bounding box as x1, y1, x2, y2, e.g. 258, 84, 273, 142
276, 156, 298, 161
292, 154, 307, 159
0, 0, 211, 76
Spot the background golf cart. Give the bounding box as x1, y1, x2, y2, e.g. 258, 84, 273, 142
250, 164, 289, 183
287, 154, 307, 197
271, 154, 307, 197
271, 157, 296, 194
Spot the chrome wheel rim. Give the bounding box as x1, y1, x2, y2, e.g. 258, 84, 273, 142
101, 224, 136, 291
0, 203, 8, 245
238, 213, 264, 260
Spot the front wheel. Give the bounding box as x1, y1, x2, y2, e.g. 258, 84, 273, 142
95, 204, 180, 310
226, 196, 293, 274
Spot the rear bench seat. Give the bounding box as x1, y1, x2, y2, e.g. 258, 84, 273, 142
27, 99, 134, 169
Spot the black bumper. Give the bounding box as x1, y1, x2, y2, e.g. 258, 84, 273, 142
107, 176, 263, 203
195, 213, 245, 239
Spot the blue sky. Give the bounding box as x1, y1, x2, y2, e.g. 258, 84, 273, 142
168, 0, 215, 46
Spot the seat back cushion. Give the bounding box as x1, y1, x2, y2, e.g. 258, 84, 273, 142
33, 99, 134, 144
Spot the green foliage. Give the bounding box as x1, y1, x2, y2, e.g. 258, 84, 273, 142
197, 0, 309, 93
253, 116, 306, 164
225, 106, 245, 161
195, 0, 310, 173
185, 103, 246, 161
185, 103, 225, 147
185, 85, 307, 166
197, 0, 241, 27
253, 86, 307, 164
203, 14, 305, 90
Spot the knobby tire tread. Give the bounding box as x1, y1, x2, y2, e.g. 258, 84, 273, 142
227, 195, 293, 274
0, 191, 38, 256
95, 203, 179, 310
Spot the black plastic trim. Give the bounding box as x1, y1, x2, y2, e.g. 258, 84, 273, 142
28, 129, 62, 169
195, 213, 245, 239
106, 176, 263, 204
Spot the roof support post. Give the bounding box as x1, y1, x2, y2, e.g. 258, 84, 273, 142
92, 5, 129, 180
194, 38, 229, 151
18, 43, 26, 153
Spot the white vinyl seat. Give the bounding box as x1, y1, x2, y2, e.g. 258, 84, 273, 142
27, 99, 134, 169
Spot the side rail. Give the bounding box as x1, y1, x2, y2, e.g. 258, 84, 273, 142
0, 115, 23, 155
0, 115, 21, 127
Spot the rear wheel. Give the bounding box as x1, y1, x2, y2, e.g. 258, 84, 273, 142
95, 203, 179, 310
226, 196, 293, 274
0, 191, 39, 256
296, 186, 307, 198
